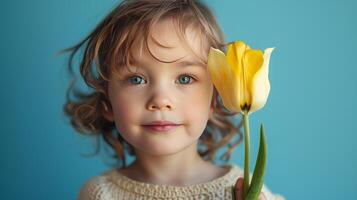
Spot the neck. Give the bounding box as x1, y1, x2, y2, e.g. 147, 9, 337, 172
127, 142, 212, 186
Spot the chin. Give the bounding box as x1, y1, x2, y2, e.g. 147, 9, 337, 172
136, 141, 193, 157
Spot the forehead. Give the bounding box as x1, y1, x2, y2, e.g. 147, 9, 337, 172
130, 17, 208, 66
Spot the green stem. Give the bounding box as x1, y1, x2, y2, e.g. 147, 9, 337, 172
243, 113, 250, 199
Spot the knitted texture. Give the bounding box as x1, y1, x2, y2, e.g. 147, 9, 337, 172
78, 164, 285, 200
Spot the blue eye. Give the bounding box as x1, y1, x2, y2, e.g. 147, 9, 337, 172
126, 74, 195, 85
128, 75, 146, 84
177, 74, 194, 84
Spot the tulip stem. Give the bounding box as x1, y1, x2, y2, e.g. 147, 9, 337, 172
243, 113, 250, 199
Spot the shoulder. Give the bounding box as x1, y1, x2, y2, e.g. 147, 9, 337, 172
260, 183, 286, 200
77, 169, 119, 200
228, 164, 286, 200
77, 176, 105, 200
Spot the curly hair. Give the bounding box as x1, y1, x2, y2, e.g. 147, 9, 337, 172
58, 0, 243, 168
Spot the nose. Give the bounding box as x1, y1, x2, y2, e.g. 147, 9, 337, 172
146, 90, 174, 111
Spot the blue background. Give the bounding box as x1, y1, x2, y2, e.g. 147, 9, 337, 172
1, 0, 356, 199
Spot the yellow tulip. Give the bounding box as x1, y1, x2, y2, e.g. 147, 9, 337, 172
207, 41, 274, 115
207, 40, 275, 200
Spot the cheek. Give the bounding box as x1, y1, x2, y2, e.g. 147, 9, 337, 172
110, 94, 141, 132
181, 83, 213, 131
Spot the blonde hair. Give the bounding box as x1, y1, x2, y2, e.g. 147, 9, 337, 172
58, 0, 243, 168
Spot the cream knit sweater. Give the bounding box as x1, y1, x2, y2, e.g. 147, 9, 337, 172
78, 164, 285, 200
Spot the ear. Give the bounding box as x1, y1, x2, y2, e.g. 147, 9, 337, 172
208, 101, 215, 120
101, 101, 114, 122
209, 106, 214, 118
209, 87, 216, 119
103, 109, 114, 122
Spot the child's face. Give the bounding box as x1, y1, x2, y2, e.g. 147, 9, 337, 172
105, 18, 214, 156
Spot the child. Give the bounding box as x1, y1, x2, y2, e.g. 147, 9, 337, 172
61, 0, 285, 199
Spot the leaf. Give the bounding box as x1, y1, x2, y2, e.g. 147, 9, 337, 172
245, 123, 267, 200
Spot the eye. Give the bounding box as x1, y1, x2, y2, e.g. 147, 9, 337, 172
128, 75, 146, 85
177, 74, 195, 84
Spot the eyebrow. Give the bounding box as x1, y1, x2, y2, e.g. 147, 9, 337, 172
131, 59, 205, 68
177, 60, 205, 68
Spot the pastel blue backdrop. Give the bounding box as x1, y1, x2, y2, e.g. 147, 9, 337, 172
1, 0, 356, 199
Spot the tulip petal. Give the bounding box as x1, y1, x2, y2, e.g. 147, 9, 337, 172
227, 41, 248, 77
227, 41, 256, 112
208, 47, 241, 112
244, 49, 264, 108
249, 48, 274, 114
244, 49, 264, 84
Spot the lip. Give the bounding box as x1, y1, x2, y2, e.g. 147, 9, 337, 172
143, 124, 181, 132
143, 120, 180, 126
142, 121, 181, 133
